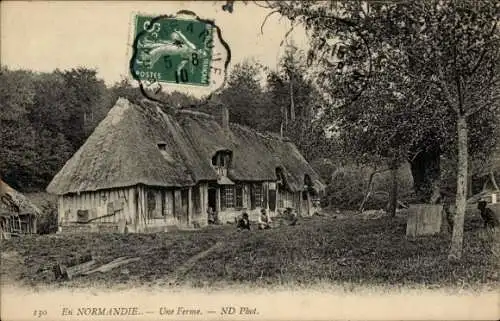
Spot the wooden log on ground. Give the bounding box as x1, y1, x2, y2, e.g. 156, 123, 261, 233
82, 257, 140, 275
53, 253, 95, 280
65, 260, 97, 280
406, 204, 443, 237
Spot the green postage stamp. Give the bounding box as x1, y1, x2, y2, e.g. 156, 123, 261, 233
130, 13, 227, 88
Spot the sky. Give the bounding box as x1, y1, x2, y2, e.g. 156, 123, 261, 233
1, 1, 308, 88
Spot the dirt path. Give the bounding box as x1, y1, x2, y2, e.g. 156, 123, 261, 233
167, 241, 224, 284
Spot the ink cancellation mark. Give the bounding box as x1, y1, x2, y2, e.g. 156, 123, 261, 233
130, 13, 228, 88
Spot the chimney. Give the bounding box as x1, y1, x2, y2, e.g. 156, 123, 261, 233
220, 104, 229, 132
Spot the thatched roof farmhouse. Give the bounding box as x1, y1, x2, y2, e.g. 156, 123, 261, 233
1, 179, 40, 237
47, 98, 324, 233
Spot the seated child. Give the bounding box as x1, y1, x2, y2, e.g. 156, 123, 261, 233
237, 212, 251, 231
258, 209, 272, 230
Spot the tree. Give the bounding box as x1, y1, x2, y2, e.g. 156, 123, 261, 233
266, 44, 333, 160
206, 60, 270, 130
0, 67, 110, 190
250, 1, 499, 259
0, 67, 37, 190
59, 68, 107, 149
392, 1, 499, 259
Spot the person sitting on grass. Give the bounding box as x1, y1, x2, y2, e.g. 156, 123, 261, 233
288, 208, 298, 226
478, 201, 499, 228
258, 209, 272, 230
237, 212, 251, 231
207, 207, 216, 225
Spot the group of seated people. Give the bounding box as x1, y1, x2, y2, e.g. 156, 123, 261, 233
237, 209, 272, 231
209, 206, 299, 231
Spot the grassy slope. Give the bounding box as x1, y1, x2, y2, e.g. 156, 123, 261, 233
1, 211, 498, 291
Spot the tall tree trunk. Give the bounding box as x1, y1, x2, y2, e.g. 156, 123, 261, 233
467, 173, 473, 197
289, 75, 295, 121
490, 171, 499, 191
449, 116, 468, 260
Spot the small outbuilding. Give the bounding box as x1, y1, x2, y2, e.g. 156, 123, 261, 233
0, 179, 40, 238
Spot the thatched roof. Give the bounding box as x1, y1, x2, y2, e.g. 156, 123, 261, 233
0, 179, 41, 217
47, 98, 325, 195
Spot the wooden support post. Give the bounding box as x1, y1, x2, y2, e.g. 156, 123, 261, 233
174, 190, 182, 223
188, 187, 193, 225
298, 192, 302, 216
265, 183, 270, 212
216, 187, 221, 214
201, 184, 208, 223
306, 192, 311, 216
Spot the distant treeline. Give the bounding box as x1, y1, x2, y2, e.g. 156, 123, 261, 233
0, 58, 336, 191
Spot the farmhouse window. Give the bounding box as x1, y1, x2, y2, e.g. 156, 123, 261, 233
157, 142, 167, 151
193, 187, 201, 214
147, 191, 164, 219
253, 184, 262, 208
147, 191, 156, 219
235, 184, 243, 208
278, 193, 284, 208
221, 186, 235, 209
262, 184, 268, 208
211, 150, 232, 169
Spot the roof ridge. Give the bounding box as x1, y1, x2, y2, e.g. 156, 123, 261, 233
176, 109, 216, 119
176, 107, 292, 142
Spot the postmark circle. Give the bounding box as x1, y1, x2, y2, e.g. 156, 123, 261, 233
129, 10, 231, 103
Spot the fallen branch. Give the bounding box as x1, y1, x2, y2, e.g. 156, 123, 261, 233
397, 200, 409, 209
65, 260, 97, 280
53, 254, 95, 280
359, 168, 391, 212
83, 257, 140, 275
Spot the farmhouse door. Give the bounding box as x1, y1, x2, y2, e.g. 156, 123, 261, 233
208, 188, 216, 211
268, 183, 276, 212
179, 189, 189, 225
249, 184, 256, 210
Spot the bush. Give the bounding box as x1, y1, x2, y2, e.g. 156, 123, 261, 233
324, 163, 414, 210
37, 201, 58, 235
325, 166, 367, 209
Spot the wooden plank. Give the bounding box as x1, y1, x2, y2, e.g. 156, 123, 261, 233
106, 190, 111, 223
174, 190, 182, 221
58, 197, 64, 225
132, 187, 139, 230
141, 186, 147, 226
113, 190, 119, 223
201, 184, 207, 222
65, 260, 97, 280
215, 188, 221, 214
188, 187, 193, 225
127, 188, 134, 224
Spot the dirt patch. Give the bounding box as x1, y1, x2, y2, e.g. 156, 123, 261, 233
1, 250, 25, 286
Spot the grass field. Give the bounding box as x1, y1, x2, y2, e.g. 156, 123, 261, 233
1, 210, 499, 292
